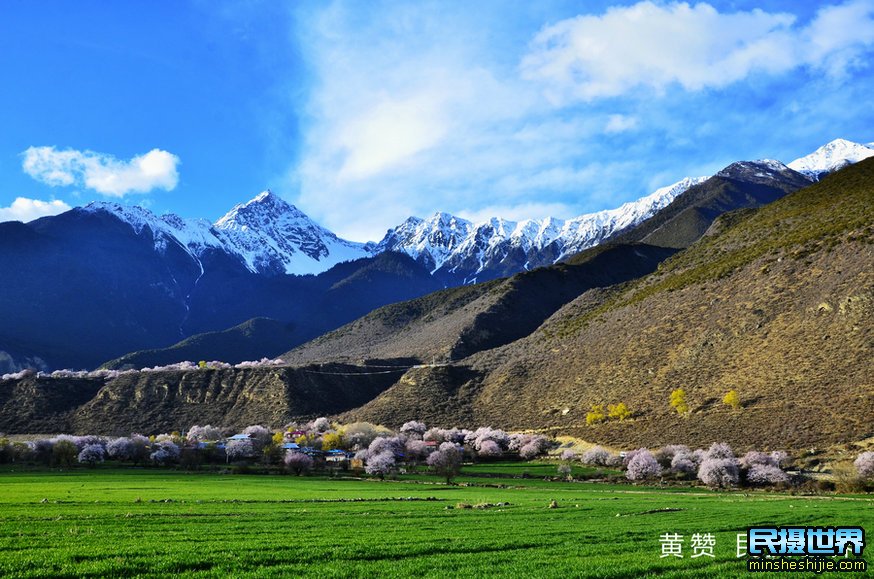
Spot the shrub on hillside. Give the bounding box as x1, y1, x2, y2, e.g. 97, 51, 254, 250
585, 404, 606, 425
669, 388, 689, 415
607, 402, 632, 421
723, 389, 741, 410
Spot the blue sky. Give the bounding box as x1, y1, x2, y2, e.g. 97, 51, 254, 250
2, 1, 873, 241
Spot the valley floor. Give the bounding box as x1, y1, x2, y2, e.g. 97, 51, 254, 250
0, 466, 871, 578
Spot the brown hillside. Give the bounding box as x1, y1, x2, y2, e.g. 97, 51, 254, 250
0, 365, 399, 435
344, 159, 874, 451
284, 243, 676, 365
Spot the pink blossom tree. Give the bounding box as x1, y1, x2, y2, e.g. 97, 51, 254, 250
746, 464, 789, 486
150, 441, 180, 466
77, 444, 105, 466
400, 421, 427, 439
697, 458, 739, 488
626, 449, 662, 481
284, 451, 314, 475
427, 442, 462, 483
854, 452, 874, 480
225, 439, 255, 462
478, 440, 503, 458
365, 450, 396, 478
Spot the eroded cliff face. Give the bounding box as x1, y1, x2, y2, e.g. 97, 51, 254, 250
0, 365, 399, 435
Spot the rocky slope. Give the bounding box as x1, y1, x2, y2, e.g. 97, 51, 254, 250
612, 160, 812, 248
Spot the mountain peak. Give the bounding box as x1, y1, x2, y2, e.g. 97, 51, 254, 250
210, 191, 368, 275
214, 191, 310, 230
716, 159, 802, 184
788, 138, 874, 180
247, 189, 286, 208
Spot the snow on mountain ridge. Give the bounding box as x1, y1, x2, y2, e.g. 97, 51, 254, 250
70, 137, 871, 281
82, 192, 371, 276
375, 176, 708, 276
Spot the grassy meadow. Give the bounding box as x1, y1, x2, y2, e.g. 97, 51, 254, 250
0, 464, 871, 578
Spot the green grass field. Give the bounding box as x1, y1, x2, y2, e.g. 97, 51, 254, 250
0, 464, 871, 578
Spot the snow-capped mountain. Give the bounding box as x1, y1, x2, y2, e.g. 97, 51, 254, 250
716, 159, 805, 184
82, 191, 370, 276
374, 176, 707, 283
369, 212, 473, 272
212, 192, 369, 275
788, 138, 874, 180
31, 137, 874, 284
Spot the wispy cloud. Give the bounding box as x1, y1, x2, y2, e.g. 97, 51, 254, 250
22, 146, 180, 197
521, 0, 874, 102
0, 197, 72, 223
605, 114, 638, 134
456, 201, 577, 225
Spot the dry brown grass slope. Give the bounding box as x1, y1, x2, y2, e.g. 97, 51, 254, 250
345, 159, 874, 451
283, 244, 676, 366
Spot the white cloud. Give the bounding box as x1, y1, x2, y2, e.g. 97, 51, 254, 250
292, 3, 587, 240
336, 93, 450, 180
0, 197, 72, 223
605, 114, 638, 134
520, 0, 874, 102
287, 1, 874, 241
803, 0, 874, 76
22, 146, 180, 197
